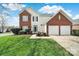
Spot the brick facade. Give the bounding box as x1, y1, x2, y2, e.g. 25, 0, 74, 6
19, 10, 31, 29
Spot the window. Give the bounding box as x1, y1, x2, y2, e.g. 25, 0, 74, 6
22, 26, 28, 30
22, 16, 28, 21
36, 16, 38, 22
33, 16, 38, 22
58, 15, 61, 20
33, 16, 34, 22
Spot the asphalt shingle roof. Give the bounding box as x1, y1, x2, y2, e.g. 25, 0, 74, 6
19, 8, 79, 25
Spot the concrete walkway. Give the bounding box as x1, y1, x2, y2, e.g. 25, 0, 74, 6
0, 32, 13, 37
50, 36, 79, 56
30, 34, 51, 39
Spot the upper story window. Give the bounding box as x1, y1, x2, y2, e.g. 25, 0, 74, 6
33, 16, 38, 22
33, 16, 34, 22
58, 15, 61, 20
36, 16, 38, 22
22, 16, 28, 21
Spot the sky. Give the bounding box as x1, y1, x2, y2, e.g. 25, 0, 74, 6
0, 3, 79, 27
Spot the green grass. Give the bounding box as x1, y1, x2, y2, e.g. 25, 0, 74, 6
0, 35, 72, 56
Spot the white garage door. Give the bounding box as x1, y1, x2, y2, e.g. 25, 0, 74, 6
60, 26, 71, 35
48, 26, 59, 35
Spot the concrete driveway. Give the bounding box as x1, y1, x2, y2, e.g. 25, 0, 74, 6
50, 36, 79, 56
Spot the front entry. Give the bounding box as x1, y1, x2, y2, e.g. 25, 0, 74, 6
33, 25, 38, 33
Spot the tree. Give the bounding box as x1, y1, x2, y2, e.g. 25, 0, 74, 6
0, 3, 25, 32
0, 14, 7, 32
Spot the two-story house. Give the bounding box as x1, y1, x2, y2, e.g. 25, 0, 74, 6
19, 8, 79, 35
19, 8, 51, 34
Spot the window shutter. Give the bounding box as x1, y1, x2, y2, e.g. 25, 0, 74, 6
36, 16, 38, 22
33, 16, 34, 21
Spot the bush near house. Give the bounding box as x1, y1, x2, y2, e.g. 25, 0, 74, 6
36, 32, 48, 36
11, 28, 32, 35
6, 28, 11, 32
72, 30, 79, 36
19, 29, 32, 35
11, 28, 21, 35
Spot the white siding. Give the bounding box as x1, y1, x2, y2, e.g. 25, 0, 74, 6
27, 8, 51, 33
31, 15, 39, 33
44, 24, 47, 33
38, 16, 51, 32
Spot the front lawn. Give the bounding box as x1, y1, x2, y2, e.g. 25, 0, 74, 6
0, 35, 72, 56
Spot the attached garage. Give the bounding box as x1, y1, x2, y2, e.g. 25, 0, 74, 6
48, 25, 71, 35
47, 10, 72, 35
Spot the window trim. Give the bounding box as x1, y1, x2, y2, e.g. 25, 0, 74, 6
22, 16, 28, 21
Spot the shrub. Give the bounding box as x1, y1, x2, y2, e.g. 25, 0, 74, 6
11, 28, 21, 35
43, 33, 48, 36
19, 30, 26, 34
36, 32, 41, 36
36, 32, 48, 36
6, 29, 10, 32
72, 30, 79, 36
19, 29, 32, 35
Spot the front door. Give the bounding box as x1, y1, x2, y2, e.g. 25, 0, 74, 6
33, 25, 38, 33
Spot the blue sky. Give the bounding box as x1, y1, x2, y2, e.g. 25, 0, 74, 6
23, 3, 79, 16
0, 3, 79, 26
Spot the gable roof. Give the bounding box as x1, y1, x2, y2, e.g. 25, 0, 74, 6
19, 8, 52, 17
59, 10, 73, 23
19, 8, 30, 15
47, 9, 73, 24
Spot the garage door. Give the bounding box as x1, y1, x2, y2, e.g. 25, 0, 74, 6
60, 26, 71, 35
48, 26, 59, 35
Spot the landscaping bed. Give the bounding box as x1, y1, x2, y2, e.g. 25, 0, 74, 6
72, 30, 79, 36
0, 35, 72, 56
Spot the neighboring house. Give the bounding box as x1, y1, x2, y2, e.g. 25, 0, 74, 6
72, 19, 79, 30
19, 8, 79, 35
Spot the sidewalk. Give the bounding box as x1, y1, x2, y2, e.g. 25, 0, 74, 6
30, 34, 51, 39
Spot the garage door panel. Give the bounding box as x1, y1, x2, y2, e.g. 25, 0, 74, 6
48, 25, 71, 35
48, 26, 59, 35
60, 26, 70, 35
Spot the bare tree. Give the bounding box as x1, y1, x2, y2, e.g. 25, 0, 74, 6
0, 3, 25, 32
0, 14, 7, 32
